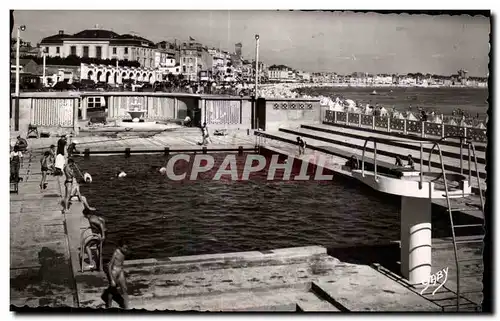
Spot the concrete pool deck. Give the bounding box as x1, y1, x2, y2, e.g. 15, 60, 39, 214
10, 136, 483, 311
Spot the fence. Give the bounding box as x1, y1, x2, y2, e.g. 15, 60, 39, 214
324, 110, 487, 143
30, 98, 76, 127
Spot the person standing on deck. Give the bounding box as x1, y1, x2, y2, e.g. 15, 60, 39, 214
297, 137, 306, 156
63, 159, 95, 213
40, 151, 53, 190
199, 122, 212, 145
10, 145, 23, 183
102, 239, 130, 309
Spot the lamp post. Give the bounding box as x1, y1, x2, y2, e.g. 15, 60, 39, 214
254, 34, 260, 98
14, 24, 26, 131
42, 50, 46, 86
254, 34, 260, 130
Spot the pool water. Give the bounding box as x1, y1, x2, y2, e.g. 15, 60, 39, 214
76, 152, 445, 260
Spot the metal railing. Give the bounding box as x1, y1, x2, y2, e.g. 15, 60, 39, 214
324, 110, 488, 143
359, 136, 442, 189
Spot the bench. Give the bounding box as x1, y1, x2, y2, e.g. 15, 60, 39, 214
27, 124, 39, 138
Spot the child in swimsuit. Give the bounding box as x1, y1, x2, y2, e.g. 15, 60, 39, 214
63, 159, 95, 213
40, 151, 52, 190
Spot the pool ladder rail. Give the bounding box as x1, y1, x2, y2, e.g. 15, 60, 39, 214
432, 137, 484, 312
80, 226, 104, 273
358, 135, 484, 312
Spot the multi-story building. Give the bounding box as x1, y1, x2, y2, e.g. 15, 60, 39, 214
155, 41, 180, 66
39, 27, 158, 68
179, 41, 212, 81
268, 65, 296, 82
296, 71, 311, 82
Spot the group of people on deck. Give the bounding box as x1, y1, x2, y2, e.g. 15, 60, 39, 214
33, 135, 130, 309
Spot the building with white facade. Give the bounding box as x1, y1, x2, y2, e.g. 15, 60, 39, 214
80, 63, 158, 84
39, 27, 158, 68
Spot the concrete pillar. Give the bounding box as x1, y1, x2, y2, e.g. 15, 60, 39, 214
73, 98, 79, 136
400, 196, 432, 285
81, 97, 87, 120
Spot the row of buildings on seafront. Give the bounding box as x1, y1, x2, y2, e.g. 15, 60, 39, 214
11, 25, 488, 88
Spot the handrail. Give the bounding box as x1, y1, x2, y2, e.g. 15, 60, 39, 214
471, 143, 485, 212
361, 139, 368, 177
429, 141, 461, 311
80, 234, 103, 272
360, 136, 423, 187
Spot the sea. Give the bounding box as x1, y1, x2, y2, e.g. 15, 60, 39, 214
293, 86, 489, 117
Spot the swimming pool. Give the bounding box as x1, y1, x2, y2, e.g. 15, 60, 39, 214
77, 152, 405, 260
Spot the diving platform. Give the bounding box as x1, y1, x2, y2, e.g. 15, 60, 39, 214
350, 136, 484, 311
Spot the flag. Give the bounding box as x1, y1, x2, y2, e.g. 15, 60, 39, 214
189, 36, 195, 41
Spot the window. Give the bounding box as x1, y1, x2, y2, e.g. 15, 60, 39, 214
83, 46, 89, 58
56, 47, 60, 54
183, 66, 187, 73
87, 97, 102, 109
112, 47, 117, 55
70, 46, 77, 55
44, 47, 49, 54
124, 47, 129, 54
96, 46, 102, 59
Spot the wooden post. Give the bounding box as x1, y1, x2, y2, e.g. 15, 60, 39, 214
73, 98, 79, 136
174, 97, 178, 120
125, 148, 131, 158
84, 148, 90, 159
334, 110, 337, 123
441, 123, 445, 138
164, 147, 170, 156
202, 146, 207, 154
372, 115, 375, 130
358, 113, 362, 127
346, 112, 349, 125
403, 119, 407, 135
464, 127, 468, 140
421, 121, 425, 138
387, 117, 390, 132
238, 146, 243, 155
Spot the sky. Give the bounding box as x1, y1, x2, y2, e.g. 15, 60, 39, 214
12, 10, 490, 77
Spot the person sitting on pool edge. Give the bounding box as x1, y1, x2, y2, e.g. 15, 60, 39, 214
395, 155, 403, 167
15, 135, 28, 152
63, 159, 96, 213
407, 154, 415, 170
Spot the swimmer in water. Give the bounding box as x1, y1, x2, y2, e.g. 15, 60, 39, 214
102, 239, 130, 309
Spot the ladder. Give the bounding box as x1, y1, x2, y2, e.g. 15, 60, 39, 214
431, 137, 485, 311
